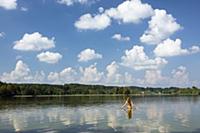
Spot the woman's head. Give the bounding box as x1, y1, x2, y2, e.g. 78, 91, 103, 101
127, 97, 132, 105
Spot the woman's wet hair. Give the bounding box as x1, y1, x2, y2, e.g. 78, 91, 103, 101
127, 97, 132, 106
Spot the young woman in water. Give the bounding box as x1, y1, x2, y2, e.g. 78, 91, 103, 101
121, 97, 134, 109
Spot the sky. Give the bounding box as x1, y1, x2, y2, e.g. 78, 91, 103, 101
0, 0, 200, 87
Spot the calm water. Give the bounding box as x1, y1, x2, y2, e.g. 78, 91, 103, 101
0, 96, 200, 133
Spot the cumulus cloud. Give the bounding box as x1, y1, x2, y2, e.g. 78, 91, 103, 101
32, 71, 46, 83
106, 61, 122, 84
78, 48, 102, 62
56, 0, 96, 6
140, 9, 182, 45
13, 32, 55, 51
37, 51, 63, 64
48, 67, 77, 84
74, 13, 111, 30
144, 70, 164, 85
0, 60, 45, 83
105, 0, 154, 24
45, 61, 135, 85
105, 61, 135, 85
154, 39, 188, 57
75, 0, 153, 30
1, 60, 30, 82
48, 64, 105, 84
141, 65, 196, 87
0, 0, 17, 10
1, 61, 196, 87
171, 66, 189, 86
154, 38, 200, 57
189, 45, 200, 54
106, 61, 119, 79
80, 64, 103, 83
143, 66, 192, 87
112, 34, 130, 41
121, 45, 167, 70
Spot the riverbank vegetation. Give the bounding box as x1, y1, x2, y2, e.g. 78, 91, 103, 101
0, 81, 199, 97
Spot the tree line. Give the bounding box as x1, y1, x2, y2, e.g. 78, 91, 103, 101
0, 81, 199, 97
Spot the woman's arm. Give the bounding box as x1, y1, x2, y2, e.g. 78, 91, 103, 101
121, 101, 127, 108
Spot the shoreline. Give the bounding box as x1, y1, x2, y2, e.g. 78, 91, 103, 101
11, 94, 200, 98
1, 82, 199, 97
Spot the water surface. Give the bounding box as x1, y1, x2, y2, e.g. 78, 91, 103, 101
0, 96, 200, 133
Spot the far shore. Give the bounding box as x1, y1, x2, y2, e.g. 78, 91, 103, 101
1, 82, 200, 97
11, 94, 200, 98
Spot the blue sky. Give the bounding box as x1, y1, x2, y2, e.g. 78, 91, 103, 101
0, 0, 200, 87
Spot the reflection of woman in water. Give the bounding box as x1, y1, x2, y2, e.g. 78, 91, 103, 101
127, 108, 132, 119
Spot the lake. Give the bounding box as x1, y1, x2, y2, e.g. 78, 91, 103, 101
0, 96, 200, 133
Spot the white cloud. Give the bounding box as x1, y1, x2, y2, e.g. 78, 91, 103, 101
0, 0, 17, 10
48, 67, 77, 84
78, 48, 102, 62
106, 61, 122, 84
47, 72, 59, 83
0, 32, 5, 38
105, 61, 135, 85
48, 64, 104, 84
112, 34, 130, 41
0, 60, 45, 83
154, 38, 200, 57
154, 38, 188, 57
46, 61, 135, 85
1, 60, 30, 82
56, 0, 95, 6
142, 66, 192, 87
121, 45, 167, 70
132, 66, 199, 87
189, 45, 200, 54
13, 32, 55, 51
171, 66, 189, 86
144, 70, 164, 85
80, 64, 103, 83
74, 13, 111, 30
105, 61, 147, 86
139, 66, 194, 87
105, 0, 154, 24
1, 61, 196, 87
33, 71, 46, 83
124, 72, 135, 85
75, 0, 153, 30
106, 61, 119, 79
140, 9, 182, 45
20, 7, 28, 12
37, 51, 62, 64
98, 7, 104, 13
59, 68, 77, 81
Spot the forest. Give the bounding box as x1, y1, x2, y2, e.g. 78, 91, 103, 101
0, 81, 199, 97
